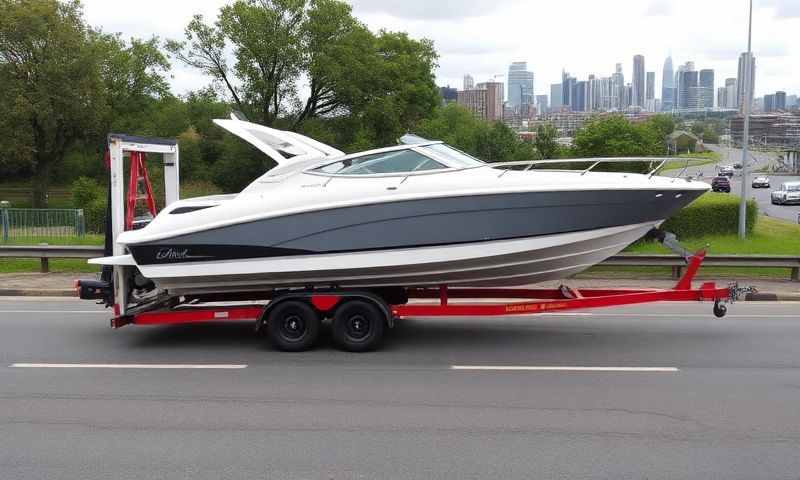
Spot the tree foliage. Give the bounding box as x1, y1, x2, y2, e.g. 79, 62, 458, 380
166, 0, 439, 140
533, 123, 559, 159
0, 0, 171, 206
572, 115, 665, 158
414, 103, 535, 162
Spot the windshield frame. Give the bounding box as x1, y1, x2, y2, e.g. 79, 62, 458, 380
304, 143, 476, 178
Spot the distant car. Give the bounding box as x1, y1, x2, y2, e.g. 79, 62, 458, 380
771, 181, 800, 205
719, 166, 735, 177
733, 163, 742, 169
711, 176, 731, 193
752, 177, 770, 188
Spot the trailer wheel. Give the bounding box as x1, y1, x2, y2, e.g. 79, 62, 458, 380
713, 300, 727, 318
332, 299, 386, 352
266, 300, 321, 352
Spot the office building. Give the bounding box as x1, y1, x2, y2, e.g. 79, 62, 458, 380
661, 56, 675, 111
775, 91, 786, 111
678, 69, 698, 110
463, 74, 474, 90
723, 78, 737, 108
507, 61, 534, 109
645, 71, 655, 111
737, 52, 756, 112
698, 69, 714, 109
561, 71, 576, 110
550, 84, 562, 111
612, 63, 625, 111
764, 94, 775, 112
457, 81, 503, 122
717, 87, 726, 109
535, 94, 548, 114
632, 55, 645, 107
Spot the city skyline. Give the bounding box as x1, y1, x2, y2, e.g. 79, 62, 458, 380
80, 0, 800, 98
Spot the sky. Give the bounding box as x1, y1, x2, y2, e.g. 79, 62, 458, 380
81, 0, 800, 100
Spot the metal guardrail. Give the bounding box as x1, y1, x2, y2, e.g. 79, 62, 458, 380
0, 245, 102, 273
1, 246, 799, 280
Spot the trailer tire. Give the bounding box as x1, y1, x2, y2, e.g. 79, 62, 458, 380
266, 300, 321, 352
332, 299, 386, 352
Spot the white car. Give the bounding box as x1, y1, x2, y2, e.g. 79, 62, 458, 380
719, 166, 734, 177
751, 176, 770, 188
771, 181, 800, 205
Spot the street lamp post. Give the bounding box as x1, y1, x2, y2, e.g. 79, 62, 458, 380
738, 0, 753, 239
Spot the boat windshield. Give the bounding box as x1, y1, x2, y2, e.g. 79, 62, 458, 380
313, 150, 446, 175
420, 144, 485, 168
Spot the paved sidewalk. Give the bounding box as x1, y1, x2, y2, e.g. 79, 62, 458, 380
1, 272, 798, 300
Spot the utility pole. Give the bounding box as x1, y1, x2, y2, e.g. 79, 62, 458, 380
738, 0, 753, 239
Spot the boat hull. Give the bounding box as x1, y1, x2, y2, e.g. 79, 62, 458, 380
143, 221, 658, 295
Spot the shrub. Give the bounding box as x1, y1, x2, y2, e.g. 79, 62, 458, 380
661, 193, 757, 238
84, 196, 108, 234
71, 176, 102, 208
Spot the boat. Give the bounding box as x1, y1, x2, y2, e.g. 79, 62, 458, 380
90, 116, 710, 296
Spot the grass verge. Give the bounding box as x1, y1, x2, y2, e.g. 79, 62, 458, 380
660, 151, 721, 172
0, 258, 99, 274
626, 216, 800, 255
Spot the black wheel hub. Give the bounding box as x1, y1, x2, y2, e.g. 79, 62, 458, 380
346, 314, 370, 340
280, 314, 306, 339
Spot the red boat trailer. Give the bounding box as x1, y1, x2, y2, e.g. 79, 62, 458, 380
94, 249, 752, 352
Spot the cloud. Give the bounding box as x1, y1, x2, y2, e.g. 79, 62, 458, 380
645, 0, 673, 16
348, 0, 524, 20
761, 0, 800, 18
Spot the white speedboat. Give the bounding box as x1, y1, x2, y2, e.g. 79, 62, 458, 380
91, 117, 709, 295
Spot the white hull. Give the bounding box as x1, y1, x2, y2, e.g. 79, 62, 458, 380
142, 221, 658, 295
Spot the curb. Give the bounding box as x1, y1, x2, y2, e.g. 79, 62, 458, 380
0, 289, 75, 297
745, 292, 800, 302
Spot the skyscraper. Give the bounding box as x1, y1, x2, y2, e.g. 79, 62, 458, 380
550, 83, 562, 110
507, 62, 534, 109
661, 56, 674, 111
611, 63, 624, 111
698, 69, 714, 109
632, 55, 645, 107
561, 70, 576, 111
463, 74, 474, 90
764, 94, 775, 112
775, 91, 786, 111
535, 94, 548, 114
678, 68, 698, 110
736, 52, 756, 112
645, 71, 655, 111
725, 78, 737, 108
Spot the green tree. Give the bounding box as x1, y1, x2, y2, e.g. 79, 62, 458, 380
0, 0, 104, 205
572, 115, 664, 158
0, 0, 171, 205
645, 114, 676, 139
533, 123, 559, 159
167, 0, 439, 142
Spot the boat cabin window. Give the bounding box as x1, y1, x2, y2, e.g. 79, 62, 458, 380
313, 150, 446, 175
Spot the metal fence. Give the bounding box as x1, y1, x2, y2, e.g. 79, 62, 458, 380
0, 208, 85, 242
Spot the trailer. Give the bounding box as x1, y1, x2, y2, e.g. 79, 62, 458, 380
76, 134, 754, 352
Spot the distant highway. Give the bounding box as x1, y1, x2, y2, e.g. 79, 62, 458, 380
687, 145, 800, 224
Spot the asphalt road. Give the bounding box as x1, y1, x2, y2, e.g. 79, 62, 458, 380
1, 297, 800, 479
693, 146, 800, 223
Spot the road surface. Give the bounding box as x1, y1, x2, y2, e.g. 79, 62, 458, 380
689, 145, 800, 223
1, 297, 799, 479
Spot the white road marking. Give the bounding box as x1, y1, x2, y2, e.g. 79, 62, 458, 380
10, 363, 247, 369
451, 365, 679, 372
